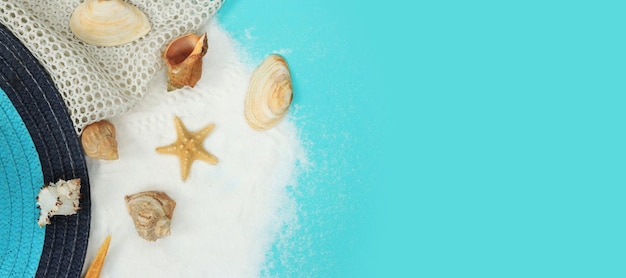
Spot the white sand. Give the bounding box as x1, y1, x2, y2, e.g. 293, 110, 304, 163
83, 18, 304, 277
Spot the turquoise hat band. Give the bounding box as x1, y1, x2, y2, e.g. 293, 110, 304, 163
0, 23, 91, 277
0, 87, 45, 277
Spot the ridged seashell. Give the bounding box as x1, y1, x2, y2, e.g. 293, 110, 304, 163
163, 32, 208, 92
37, 178, 81, 227
81, 120, 119, 160
70, 0, 151, 46
125, 191, 176, 242
244, 54, 293, 130
85, 235, 112, 278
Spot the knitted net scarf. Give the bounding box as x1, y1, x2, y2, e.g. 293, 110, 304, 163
0, 0, 224, 134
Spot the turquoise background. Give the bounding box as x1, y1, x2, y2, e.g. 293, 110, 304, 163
220, 1, 625, 277
218, 0, 384, 276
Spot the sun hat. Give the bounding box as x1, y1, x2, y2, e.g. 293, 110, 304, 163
0, 23, 91, 278
0, 87, 44, 276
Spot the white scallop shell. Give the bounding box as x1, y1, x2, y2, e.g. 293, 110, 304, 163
70, 0, 151, 46
244, 54, 293, 130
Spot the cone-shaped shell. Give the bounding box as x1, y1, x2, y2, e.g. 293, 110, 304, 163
70, 0, 151, 46
84, 235, 112, 278
163, 33, 208, 91
81, 120, 119, 160
244, 54, 293, 130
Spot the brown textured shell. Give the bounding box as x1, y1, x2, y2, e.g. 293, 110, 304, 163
81, 120, 119, 160
125, 191, 176, 241
163, 32, 208, 91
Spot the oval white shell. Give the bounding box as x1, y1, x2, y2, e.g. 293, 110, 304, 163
70, 0, 151, 46
244, 54, 293, 130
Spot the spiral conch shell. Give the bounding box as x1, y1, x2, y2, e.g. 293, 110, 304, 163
244, 54, 293, 130
163, 32, 208, 92
37, 179, 81, 227
81, 120, 118, 160
70, 0, 151, 46
125, 191, 176, 241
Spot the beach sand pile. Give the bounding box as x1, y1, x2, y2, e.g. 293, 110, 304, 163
83, 18, 305, 277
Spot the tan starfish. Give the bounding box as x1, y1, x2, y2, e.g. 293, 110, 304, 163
156, 116, 218, 181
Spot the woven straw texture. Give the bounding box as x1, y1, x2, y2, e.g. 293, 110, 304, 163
0, 88, 44, 277
0, 23, 91, 278
0, 0, 224, 134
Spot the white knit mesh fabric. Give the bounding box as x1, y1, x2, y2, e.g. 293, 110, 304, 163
0, 0, 224, 134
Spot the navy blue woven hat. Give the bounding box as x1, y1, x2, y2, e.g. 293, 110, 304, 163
0, 23, 91, 277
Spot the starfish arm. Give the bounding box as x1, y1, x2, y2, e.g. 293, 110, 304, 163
193, 123, 215, 141
193, 148, 218, 165
174, 116, 190, 138
179, 150, 192, 181
155, 143, 181, 155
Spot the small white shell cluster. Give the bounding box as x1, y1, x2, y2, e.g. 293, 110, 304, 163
36, 178, 81, 227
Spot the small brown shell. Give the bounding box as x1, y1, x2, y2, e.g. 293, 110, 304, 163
81, 120, 119, 160
125, 191, 176, 241
244, 54, 293, 130
163, 32, 208, 91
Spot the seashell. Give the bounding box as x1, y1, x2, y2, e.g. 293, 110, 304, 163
244, 54, 293, 130
125, 191, 176, 241
70, 0, 151, 46
163, 32, 208, 92
37, 178, 81, 227
85, 235, 112, 278
81, 120, 119, 160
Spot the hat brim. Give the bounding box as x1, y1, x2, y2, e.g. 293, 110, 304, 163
0, 24, 91, 278
0, 88, 45, 276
